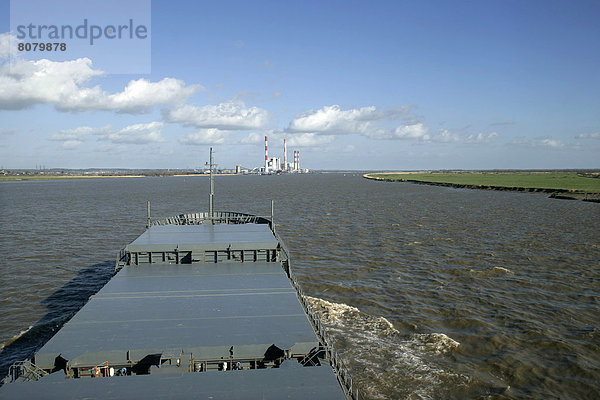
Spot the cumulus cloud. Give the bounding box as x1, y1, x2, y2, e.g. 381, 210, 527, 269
393, 123, 430, 140
538, 138, 564, 148
98, 122, 165, 144
285, 104, 500, 148
0, 57, 103, 110
364, 123, 497, 144
49, 125, 112, 141
163, 101, 269, 130
428, 130, 498, 144
49, 125, 112, 149
59, 77, 198, 113
180, 128, 229, 145
0, 33, 12, 60
49, 122, 164, 148
240, 130, 334, 148
240, 132, 264, 144
432, 129, 461, 143
510, 137, 566, 148
287, 104, 409, 134
285, 104, 441, 148
0, 33, 199, 113
61, 140, 85, 149
286, 133, 335, 147
465, 132, 498, 143
362, 122, 430, 140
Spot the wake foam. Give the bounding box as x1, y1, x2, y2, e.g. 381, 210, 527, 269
305, 296, 467, 399
0, 326, 33, 351
413, 333, 460, 355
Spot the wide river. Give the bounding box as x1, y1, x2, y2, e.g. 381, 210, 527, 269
0, 174, 598, 399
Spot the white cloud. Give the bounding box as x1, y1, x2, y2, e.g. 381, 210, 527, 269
432, 129, 460, 143
99, 122, 165, 144
286, 133, 335, 147
240, 131, 264, 144
392, 123, 430, 140
538, 138, 564, 148
509, 137, 567, 149
430, 130, 498, 144
286, 104, 423, 146
0, 57, 104, 110
363, 122, 430, 141
286, 104, 500, 146
287, 105, 388, 134
61, 140, 85, 149
240, 130, 334, 148
0, 33, 199, 112
0, 32, 11, 60
49, 125, 112, 141
465, 132, 498, 143
180, 128, 229, 145
59, 78, 198, 113
367, 124, 498, 144
163, 101, 269, 130
575, 132, 600, 139
49, 122, 165, 148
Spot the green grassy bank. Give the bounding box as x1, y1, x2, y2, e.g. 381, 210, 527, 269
364, 171, 600, 196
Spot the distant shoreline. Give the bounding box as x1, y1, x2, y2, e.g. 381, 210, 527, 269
0, 173, 241, 182
364, 172, 600, 202
0, 175, 147, 182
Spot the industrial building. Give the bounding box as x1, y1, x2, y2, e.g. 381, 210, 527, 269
262, 136, 305, 174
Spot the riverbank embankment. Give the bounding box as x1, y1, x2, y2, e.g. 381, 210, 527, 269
364, 171, 600, 202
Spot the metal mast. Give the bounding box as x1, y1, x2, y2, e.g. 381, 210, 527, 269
209, 147, 214, 221
146, 200, 151, 228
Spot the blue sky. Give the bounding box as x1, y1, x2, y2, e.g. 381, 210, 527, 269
1, 0, 599, 170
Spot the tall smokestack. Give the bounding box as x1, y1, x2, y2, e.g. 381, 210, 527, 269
293, 151, 298, 171
265, 135, 268, 172
297, 151, 300, 171
283, 138, 287, 171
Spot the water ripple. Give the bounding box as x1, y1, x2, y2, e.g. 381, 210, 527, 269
1, 174, 599, 398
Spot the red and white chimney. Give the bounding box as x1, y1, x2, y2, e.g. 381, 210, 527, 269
264, 135, 269, 172
293, 151, 299, 171
283, 138, 287, 171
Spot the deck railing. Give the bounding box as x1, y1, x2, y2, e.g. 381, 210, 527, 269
4, 360, 48, 383
149, 211, 271, 227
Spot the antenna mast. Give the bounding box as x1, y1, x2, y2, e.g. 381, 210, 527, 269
209, 147, 214, 221
147, 200, 151, 228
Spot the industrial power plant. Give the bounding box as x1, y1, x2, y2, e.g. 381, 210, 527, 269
260, 136, 307, 174
193, 137, 309, 175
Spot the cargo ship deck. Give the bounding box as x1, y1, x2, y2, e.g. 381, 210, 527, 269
1, 220, 348, 399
